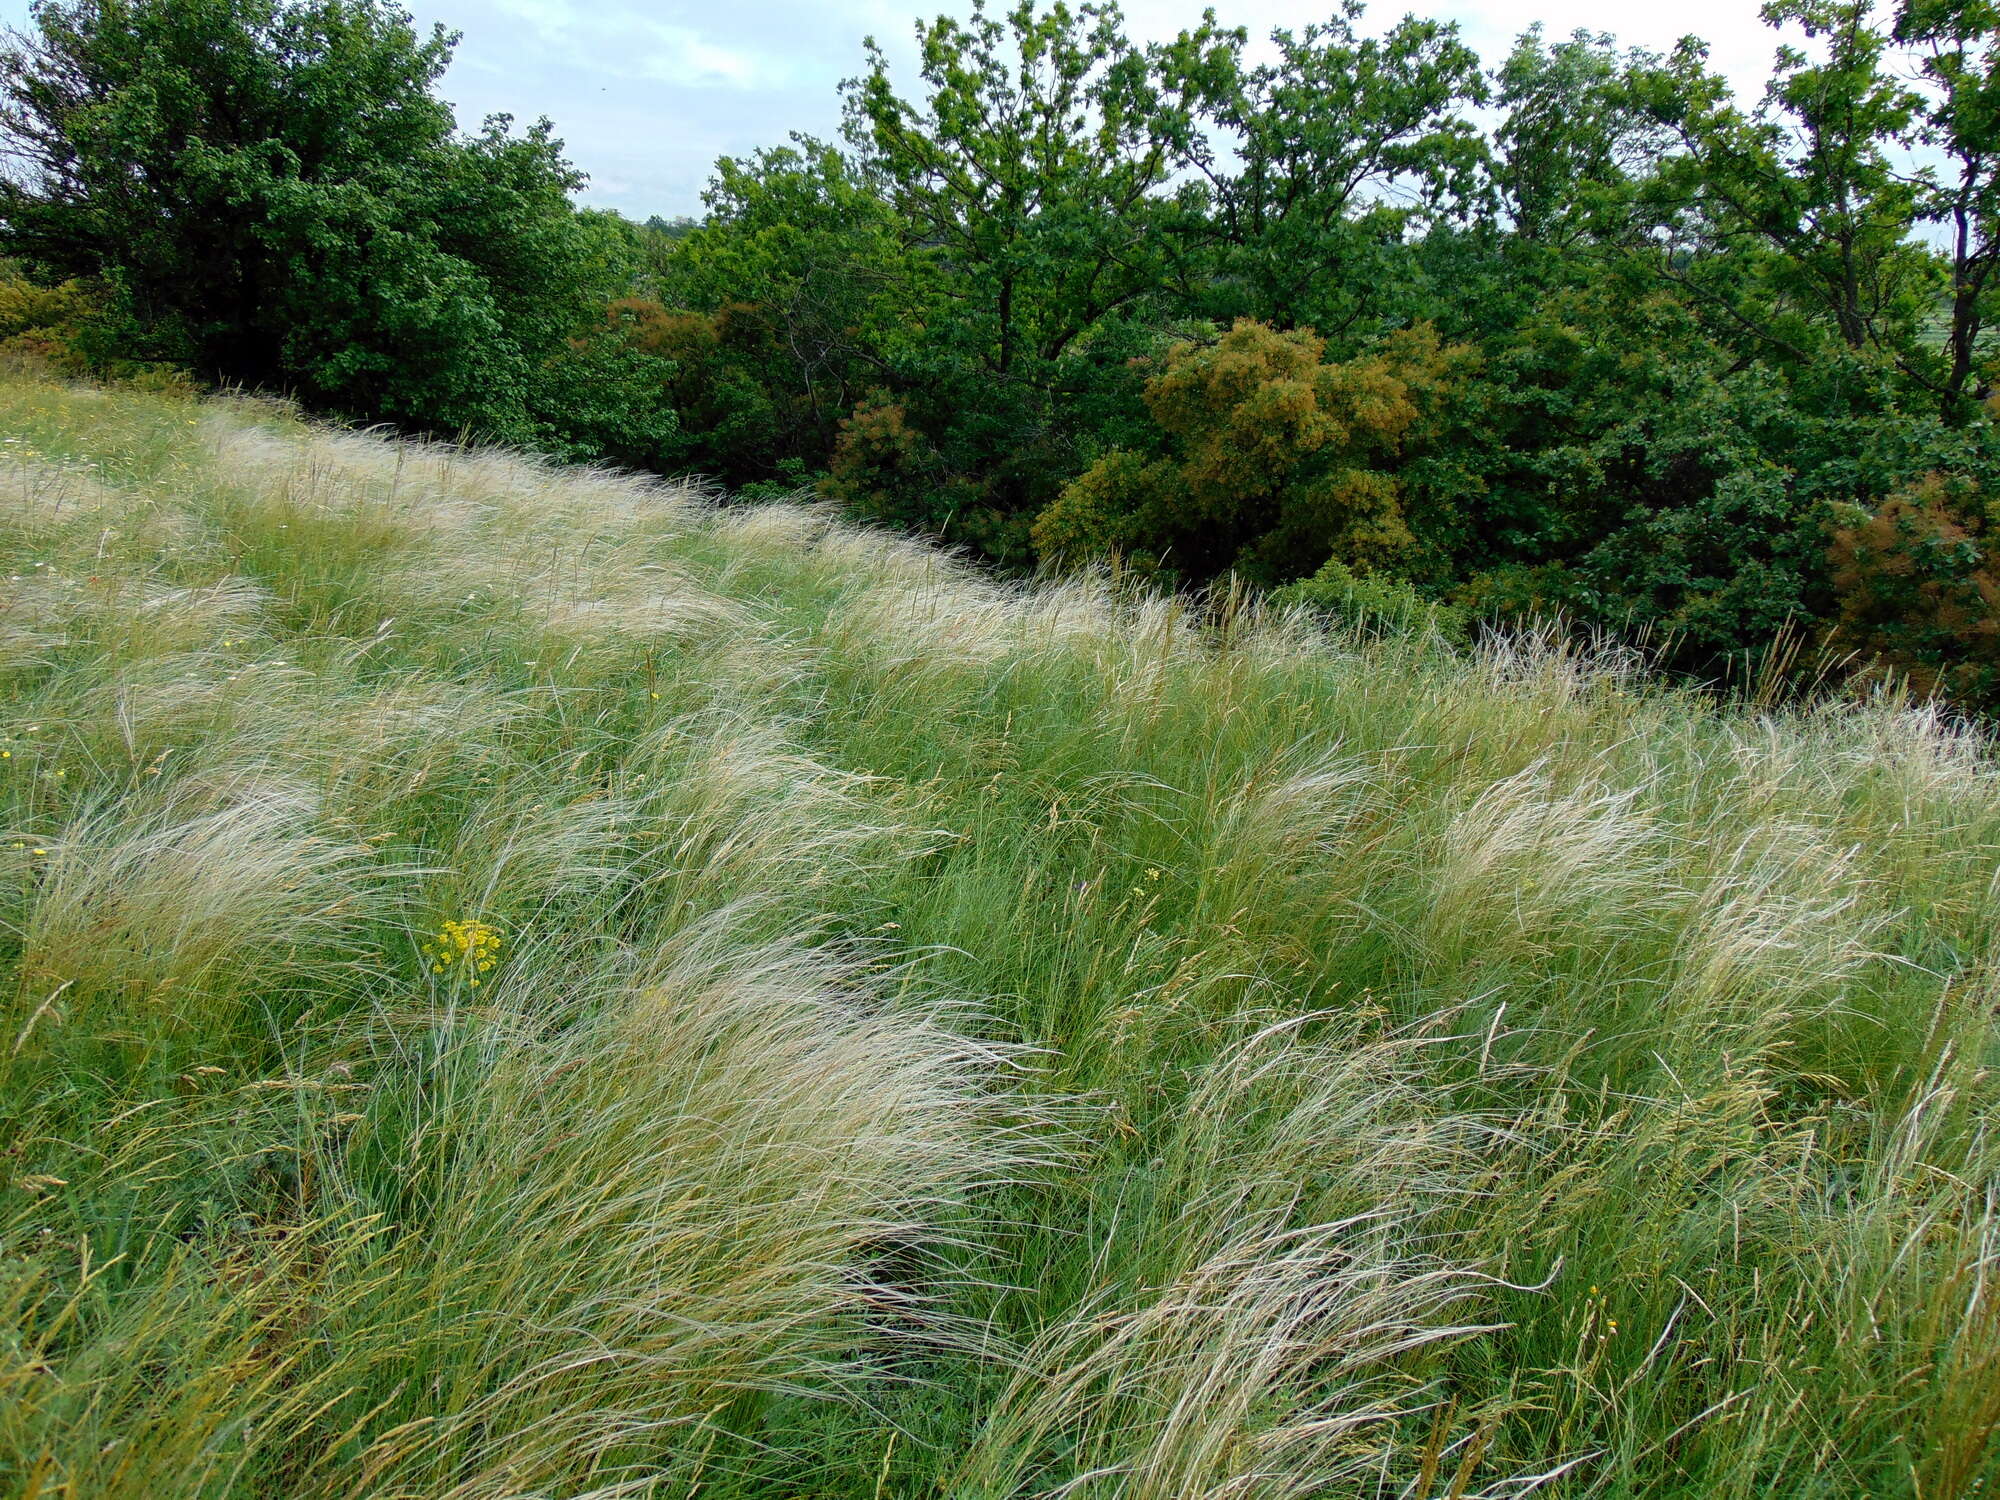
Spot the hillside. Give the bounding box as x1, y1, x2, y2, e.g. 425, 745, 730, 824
2, 370, 1998, 1498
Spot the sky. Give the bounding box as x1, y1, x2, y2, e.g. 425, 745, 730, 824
0, 0, 1813, 218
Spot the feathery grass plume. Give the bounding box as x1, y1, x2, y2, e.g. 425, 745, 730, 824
955, 1013, 1511, 1499
332, 918, 1043, 1498
806, 519, 967, 588
1420, 758, 1670, 968
708, 498, 836, 554
1197, 743, 1385, 929
0, 615, 65, 678
531, 567, 754, 646
833, 579, 1020, 676
92, 576, 273, 659
0, 455, 123, 531
1472, 619, 1644, 706
1661, 818, 1888, 1071
4, 775, 377, 1041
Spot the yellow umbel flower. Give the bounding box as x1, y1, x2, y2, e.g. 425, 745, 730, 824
422, 918, 504, 987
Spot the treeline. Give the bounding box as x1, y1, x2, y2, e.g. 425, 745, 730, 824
2, 0, 1998, 705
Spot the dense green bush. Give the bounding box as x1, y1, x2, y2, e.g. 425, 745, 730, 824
0, 267, 93, 369
1269, 557, 1473, 643
0, 0, 630, 444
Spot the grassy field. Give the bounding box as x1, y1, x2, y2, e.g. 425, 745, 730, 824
0, 369, 1997, 1499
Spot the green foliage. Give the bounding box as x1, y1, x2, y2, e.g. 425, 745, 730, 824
844, 0, 1234, 379
821, 392, 962, 529
1203, 4, 1489, 332
1627, 1, 1938, 374
0, 0, 628, 442
1896, 0, 2000, 413
1269, 556, 1472, 642
1490, 27, 1670, 250
655, 139, 908, 484
0, 267, 95, 368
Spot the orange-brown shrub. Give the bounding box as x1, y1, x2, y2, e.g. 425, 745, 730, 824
1031, 318, 1471, 581
1827, 473, 2000, 706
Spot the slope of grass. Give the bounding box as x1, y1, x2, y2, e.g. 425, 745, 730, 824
1, 370, 1997, 1498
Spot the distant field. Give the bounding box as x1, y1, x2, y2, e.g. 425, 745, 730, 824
2, 370, 1997, 1498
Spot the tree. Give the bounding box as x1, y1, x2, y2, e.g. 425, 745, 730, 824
844, 0, 1238, 379
1204, 4, 1488, 336
1491, 28, 1671, 251
0, 0, 622, 439
1628, 1, 1934, 372
1896, 0, 2000, 415
655, 138, 909, 480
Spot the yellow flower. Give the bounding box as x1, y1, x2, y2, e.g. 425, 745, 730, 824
421, 918, 505, 984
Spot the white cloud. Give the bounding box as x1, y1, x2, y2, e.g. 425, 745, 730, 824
1117, 0, 1794, 102
488, 0, 788, 89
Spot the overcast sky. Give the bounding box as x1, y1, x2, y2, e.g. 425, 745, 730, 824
0, 0, 1816, 218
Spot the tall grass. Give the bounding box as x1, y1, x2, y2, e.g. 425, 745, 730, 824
1, 369, 1996, 1497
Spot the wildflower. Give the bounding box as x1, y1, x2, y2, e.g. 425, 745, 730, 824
421, 918, 504, 987
1145, 867, 1161, 880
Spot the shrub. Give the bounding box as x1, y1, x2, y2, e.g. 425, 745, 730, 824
1270, 557, 1473, 643
1828, 473, 2000, 705
1032, 319, 1471, 583
0, 270, 96, 370
821, 393, 968, 531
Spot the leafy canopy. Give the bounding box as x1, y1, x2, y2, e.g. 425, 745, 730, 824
0, 0, 636, 440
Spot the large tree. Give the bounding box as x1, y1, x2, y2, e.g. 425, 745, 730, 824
843, 0, 1237, 379
1205, 4, 1489, 336
1628, 0, 1935, 374
0, 0, 623, 438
